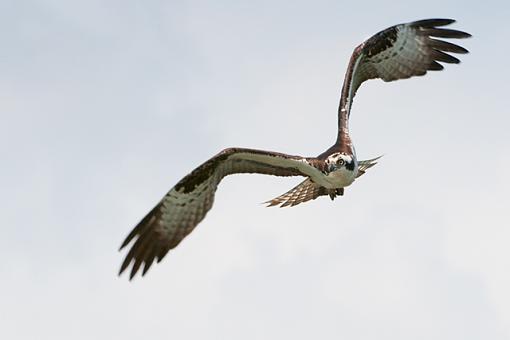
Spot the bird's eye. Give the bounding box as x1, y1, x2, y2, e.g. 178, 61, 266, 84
338, 159, 345, 165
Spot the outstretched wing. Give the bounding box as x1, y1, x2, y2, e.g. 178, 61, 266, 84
339, 18, 471, 119
119, 147, 321, 279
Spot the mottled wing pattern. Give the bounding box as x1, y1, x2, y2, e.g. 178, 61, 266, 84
118, 176, 219, 280
119, 148, 320, 279
341, 19, 471, 115
265, 178, 324, 208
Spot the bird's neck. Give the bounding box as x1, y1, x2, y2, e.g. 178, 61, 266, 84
336, 107, 353, 151
337, 50, 360, 148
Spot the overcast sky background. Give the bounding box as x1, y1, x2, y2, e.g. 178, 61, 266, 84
2, 1, 509, 339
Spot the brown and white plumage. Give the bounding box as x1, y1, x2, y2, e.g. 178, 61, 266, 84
119, 19, 470, 279
265, 156, 382, 207
119, 148, 329, 279
336, 18, 470, 145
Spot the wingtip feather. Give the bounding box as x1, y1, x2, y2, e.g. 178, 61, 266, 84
410, 18, 456, 28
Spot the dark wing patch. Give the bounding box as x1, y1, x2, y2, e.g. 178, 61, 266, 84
119, 147, 317, 279
174, 152, 229, 193
363, 26, 399, 57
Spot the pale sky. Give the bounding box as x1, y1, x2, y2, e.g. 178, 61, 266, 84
2, 1, 510, 339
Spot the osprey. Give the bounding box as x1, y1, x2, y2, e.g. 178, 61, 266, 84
119, 18, 470, 279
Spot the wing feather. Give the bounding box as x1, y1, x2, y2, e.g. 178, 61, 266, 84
421, 28, 471, 39
265, 178, 324, 208
338, 18, 471, 117
408, 18, 456, 27
119, 147, 320, 279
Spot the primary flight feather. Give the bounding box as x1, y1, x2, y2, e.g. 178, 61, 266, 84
119, 18, 470, 279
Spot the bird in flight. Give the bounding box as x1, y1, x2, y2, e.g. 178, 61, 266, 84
119, 18, 470, 279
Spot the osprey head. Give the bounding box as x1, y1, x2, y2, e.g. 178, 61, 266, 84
326, 153, 356, 172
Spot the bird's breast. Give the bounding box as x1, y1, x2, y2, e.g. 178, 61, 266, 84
323, 167, 358, 189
